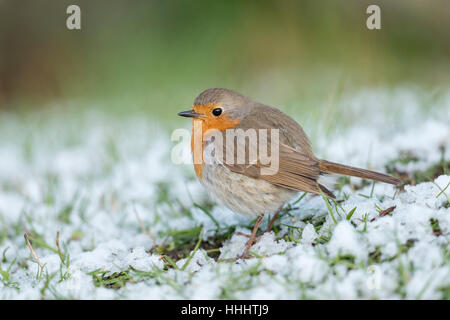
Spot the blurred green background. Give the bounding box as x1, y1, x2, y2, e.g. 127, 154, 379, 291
1, 0, 449, 120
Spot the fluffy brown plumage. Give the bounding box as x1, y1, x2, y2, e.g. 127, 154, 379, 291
179, 88, 401, 258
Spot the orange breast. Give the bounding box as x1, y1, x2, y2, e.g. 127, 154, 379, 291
191, 136, 203, 179
190, 104, 240, 180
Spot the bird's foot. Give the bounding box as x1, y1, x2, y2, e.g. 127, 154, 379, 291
234, 221, 276, 240
235, 232, 264, 240
237, 252, 252, 260
235, 213, 273, 260
237, 239, 255, 260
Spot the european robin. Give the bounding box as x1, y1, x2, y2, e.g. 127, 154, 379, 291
178, 88, 400, 258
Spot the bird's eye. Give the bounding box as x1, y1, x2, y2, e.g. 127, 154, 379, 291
212, 108, 222, 116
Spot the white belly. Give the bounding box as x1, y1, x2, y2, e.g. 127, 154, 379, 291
200, 163, 298, 217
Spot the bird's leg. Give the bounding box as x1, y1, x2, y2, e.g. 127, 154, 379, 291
264, 209, 281, 233
239, 213, 264, 259
235, 208, 282, 239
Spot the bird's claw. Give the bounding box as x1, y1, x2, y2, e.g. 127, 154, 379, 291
235, 232, 264, 241
237, 251, 252, 260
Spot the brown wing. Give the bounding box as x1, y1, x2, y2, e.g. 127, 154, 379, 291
215, 102, 335, 198
236, 103, 317, 158
221, 133, 335, 198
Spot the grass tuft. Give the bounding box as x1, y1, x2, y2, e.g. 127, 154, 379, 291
89, 269, 134, 290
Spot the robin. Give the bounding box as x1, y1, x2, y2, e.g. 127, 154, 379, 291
178, 88, 400, 258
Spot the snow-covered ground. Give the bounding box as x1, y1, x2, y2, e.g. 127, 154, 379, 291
0, 88, 449, 299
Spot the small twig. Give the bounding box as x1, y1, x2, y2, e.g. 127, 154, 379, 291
370, 205, 397, 222
133, 206, 156, 242
379, 205, 396, 217
150, 235, 171, 255
158, 235, 169, 248
55, 231, 64, 261
134, 205, 168, 254
24, 233, 42, 268
22, 225, 34, 238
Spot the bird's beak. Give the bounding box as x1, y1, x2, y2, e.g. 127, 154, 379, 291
178, 109, 202, 118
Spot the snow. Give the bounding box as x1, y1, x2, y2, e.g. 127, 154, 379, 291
301, 223, 317, 245
0, 88, 449, 299
328, 221, 367, 262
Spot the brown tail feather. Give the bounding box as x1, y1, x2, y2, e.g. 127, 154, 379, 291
319, 160, 401, 186
318, 183, 336, 199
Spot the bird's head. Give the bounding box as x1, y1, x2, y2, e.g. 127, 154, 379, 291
178, 88, 251, 131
